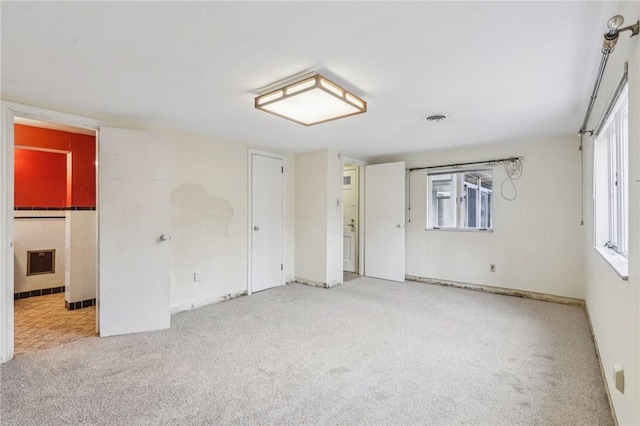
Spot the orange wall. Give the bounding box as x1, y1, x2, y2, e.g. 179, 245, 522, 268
14, 149, 68, 208
14, 124, 96, 207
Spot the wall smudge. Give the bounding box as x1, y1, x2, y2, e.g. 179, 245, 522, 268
171, 183, 234, 239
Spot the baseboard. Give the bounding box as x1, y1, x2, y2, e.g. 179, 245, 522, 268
65, 298, 95, 310
584, 304, 618, 426
294, 277, 328, 289
326, 280, 342, 288
14, 285, 65, 300
170, 291, 247, 314
405, 275, 585, 306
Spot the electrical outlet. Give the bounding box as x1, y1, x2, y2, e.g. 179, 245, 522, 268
193, 272, 204, 282
489, 264, 496, 272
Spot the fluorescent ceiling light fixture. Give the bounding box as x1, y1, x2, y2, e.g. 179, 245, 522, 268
255, 74, 367, 126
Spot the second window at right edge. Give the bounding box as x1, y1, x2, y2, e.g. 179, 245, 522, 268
427, 169, 493, 231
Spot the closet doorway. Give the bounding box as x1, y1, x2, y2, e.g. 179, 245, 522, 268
342, 159, 364, 282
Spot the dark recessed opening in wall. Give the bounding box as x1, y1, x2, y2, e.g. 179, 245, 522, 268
27, 249, 55, 276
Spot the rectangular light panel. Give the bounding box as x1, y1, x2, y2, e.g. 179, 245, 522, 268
255, 74, 366, 126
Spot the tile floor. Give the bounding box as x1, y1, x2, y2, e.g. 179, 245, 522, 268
343, 271, 360, 282
14, 292, 96, 355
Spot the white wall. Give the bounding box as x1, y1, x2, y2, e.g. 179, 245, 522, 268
294, 149, 344, 287
284, 154, 296, 284
65, 210, 97, 303
376, 135, 586, 299
582, 2, 639, 423
13, 213, 65, 293
326, 149, 343, 287
170, 134, 247, 311
169, 134, 296, 312
295, 150, 328, 285
12, 212, 97, 307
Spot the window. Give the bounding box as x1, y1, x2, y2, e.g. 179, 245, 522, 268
427, 169, 493, 230
594, 84, 628, 260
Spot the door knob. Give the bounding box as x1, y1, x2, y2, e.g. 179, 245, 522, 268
397, 224, 402, 228
254, 226, 260, 231
158, 234, 171, 242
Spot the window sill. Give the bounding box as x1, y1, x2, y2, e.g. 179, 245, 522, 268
594, 246, 628, 280
426, 228, 493, 233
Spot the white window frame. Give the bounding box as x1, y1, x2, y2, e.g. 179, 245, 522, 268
593, 83, 628, 278
426, 168, 493, 231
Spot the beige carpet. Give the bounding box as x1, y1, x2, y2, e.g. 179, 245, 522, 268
1, 278, 612, 425
14, 292, 96, 355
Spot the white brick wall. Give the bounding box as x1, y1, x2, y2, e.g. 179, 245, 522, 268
13, 211, 65, 293
14, 210, 97, 302
65, 210, 97, 303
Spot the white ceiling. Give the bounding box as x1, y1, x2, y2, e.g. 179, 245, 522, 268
1, 1, 619, 158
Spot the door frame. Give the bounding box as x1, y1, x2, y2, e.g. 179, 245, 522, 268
342, 165, 359, 273
340, 154, 367, 279
0, 101, 107, 363
247, 149, 286, 296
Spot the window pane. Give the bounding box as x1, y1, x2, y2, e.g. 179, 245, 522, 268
487, 193, 492, 228
481, 191, 489, 228
427, 169, 492, 230
466, 185, 477, 228
608, 125, 619, 249
619, 101, 629, 255
430, 175, 455, 227
595, 84, 628, 258
464, 174, 477, 185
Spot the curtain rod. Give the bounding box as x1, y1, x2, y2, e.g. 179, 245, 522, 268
578, 50, 611, 136
579, 15, 639, 136
407, 156, 523, 173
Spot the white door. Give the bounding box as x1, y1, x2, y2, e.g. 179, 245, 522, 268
99, 128, 171, 336
343, 167, 358, 272
364, 162, 405, 282
251, 153, 283, 293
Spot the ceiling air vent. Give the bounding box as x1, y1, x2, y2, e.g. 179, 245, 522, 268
425, 114, 447, 122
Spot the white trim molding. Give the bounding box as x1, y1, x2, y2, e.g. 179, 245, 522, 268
339, 154, 367, 167
406, 275, 585, 306
171, 291, 247, 314
294, 277, 328, 289
0, 103, 15, 363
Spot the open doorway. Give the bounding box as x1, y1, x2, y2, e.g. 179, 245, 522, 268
12, 118, 98, 355
342, 163, 360, 282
